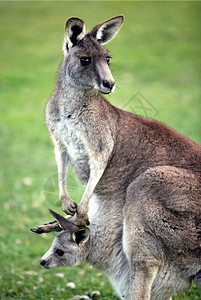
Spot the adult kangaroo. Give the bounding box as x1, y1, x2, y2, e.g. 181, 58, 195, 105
34, 15, 201, 299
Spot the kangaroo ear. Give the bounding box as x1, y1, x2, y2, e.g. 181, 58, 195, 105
49, 209, 79, 232
72, 228, 90, 246
90, 15, 124, 45
63, 17, 86, 55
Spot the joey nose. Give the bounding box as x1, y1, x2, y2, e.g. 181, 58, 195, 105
102, 80, 115, 91
40, 259, 46, 267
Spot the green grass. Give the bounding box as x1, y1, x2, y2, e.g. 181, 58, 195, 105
0, 1, 200, 299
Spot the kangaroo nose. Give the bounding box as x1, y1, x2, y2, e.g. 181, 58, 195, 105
40, 259, 46, 267
102, 80, 115, 90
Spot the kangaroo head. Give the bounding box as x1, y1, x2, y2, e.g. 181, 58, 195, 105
40, 210, 90, 269
62, 15, 124, 94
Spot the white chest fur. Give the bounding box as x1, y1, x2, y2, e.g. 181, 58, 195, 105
52, 116, 90, 184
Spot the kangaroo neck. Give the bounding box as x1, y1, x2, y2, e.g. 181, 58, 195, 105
55, 60, 95, 108
56, 79, 98, 111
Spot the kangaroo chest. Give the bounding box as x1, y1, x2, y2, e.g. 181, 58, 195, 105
52, 116, 90, 184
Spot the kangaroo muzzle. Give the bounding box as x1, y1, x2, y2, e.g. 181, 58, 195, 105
101, 79, 115, 94
95, 61, 115, 94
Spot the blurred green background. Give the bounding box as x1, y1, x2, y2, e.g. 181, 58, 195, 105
0, 1, 200, 299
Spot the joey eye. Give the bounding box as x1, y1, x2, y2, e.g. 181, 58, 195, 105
55, 249, 64, 257
80, 57, 92, 66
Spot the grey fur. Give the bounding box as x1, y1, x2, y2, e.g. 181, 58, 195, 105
45, 16, 123, 225
39, 16, 201, 300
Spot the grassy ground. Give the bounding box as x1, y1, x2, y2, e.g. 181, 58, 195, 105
0, 1, 201, 299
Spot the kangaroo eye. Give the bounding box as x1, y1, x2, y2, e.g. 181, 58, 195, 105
56, 249, 64, 257
107, 57, 110, 65
80, 57, 92, 66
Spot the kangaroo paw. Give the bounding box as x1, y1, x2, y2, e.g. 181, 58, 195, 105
61, 196, 77, 216
75, 213, 90, 227
30, 221, 62, 234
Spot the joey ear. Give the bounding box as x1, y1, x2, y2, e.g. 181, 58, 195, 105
72, 228, 90, 246
49, 209, 79, 232
63, 17, 86, 54
90, 15, 124, 45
